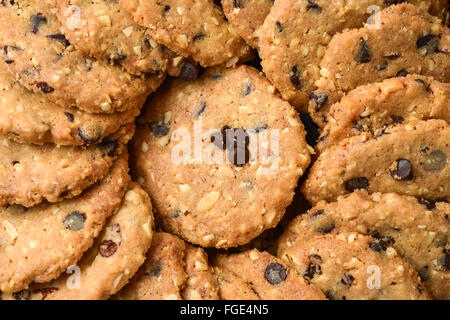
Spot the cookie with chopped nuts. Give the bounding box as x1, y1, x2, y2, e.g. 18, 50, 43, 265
0, 66, 139, 145
54, 0, 179, 76
221, 0, 274, 48
258, 0, 447, 113
278, 191, 450, 299
317, 75, 450, 152
213, 249, 326, 300
309, 3, 450, 127
0, 153, 129, 294
0, 124, 134, 207
115, 232, 219, 300
0, 0, 162, 113
280, 232, 432, 300
303, 120, 450, 204
131, 65, 311, 248
120, 0, 252, 67
1, 183, 153, 300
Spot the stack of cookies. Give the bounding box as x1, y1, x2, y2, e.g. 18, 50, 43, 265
0, 0, 448, 300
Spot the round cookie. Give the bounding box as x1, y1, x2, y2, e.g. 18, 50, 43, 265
309, 3, 450, 127
131, 65, 312, 248
212, 266, 260, 300
213, 249, 326, 300
0, 66, 139, 145
279, 191, 450, 300
55, 0, 179, 76
317, 75, 450, 152
114, 232, 219, 300
119, 0, 252, 67
0, 0, 162, 113
280, 232, 433, 300
1, 183, 154, 300
0, 124, 134, 207
302, 120, 450, 204
0, 153, 129, 293
258, 0, 448, 112
221, 0, 274, 48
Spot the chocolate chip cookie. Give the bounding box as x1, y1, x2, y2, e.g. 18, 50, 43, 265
213, 249, 326, 300
120, 0, 252, 67
221, 0, 274, 48
303, 120, 450, 204
131, 65, 312, 248
317, 75, 450, 152
0, 153, 129, 293
310, 3, 450, 127
212, 266, 260, 300
0, 0, 162, 113
280, 232, 433, 300
0, 65, 139, 145
115, 232, 219, 300
279, 191, 449, 299
55, 0, 179, 76
0, 124, 134, 207
1, 182, 154, 300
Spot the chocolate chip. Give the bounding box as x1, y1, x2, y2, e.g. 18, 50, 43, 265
111, 54, 127, 65
194, 100, 206, 117
390, 115, 404, 123
396, 69, 409, 77
31, 287, 58, 300
265, 263, 287, 285
384, 0, 405, 5
98, 140, 119, 157
4, 59, 13, 64
306, 0, 322, 11
78, 128, 102, 144
210, 74, 223, 80
99, 240, 119, 257
227, 128, 250, 167
180, 63, 198, 81
417, 34, 440, 55
341, 273, 354, 286
389, 159, 413, 181
251, 124, 268, 133
233, 0, 243, 8
193, 33, 205, 41
415, 78, 425, 85
211, 125, 230, 150
355, 40, 372, 63
163, 5, 170, 14
345, 177, 369, 192
64, 112, 74, 122
289, 66, 301, 89
64, 211, 85, 231
309, 93, 328, 111
147, 261, 162, 277
438, 249, 449, 271
13, 290, 30, 300
423, 150, 447, 172
418, 266, 429, 282
243, 82, 252, 97
316, 221, 335, 234
31, 14, 47, 34
36, 82, 54, 93
369, 240, 387, 253
150, 122, 170, 137
304, 256, 322, 281
310, 209, 324, 219
275, 21, 283, 32
46, 34, 70, 46
419, 198, 436, 210
228, 143, 250, 167
171, 210, 181, 218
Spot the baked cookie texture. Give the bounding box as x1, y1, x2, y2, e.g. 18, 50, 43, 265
317, 75, 450, 152
0, 153, 129, 293
258, 0, 449, 112
309, 3, 450, 127
54, 0, 182, 76
280, 232, 433, 300
114, 232, 219, 300
0, 0, 162, 113
279, 191, 449, 300
221, 0, 274, 48
120, 0, 252, 67
303, 120, 450, 204
1, 183, 154, 300
0, 66, 139, 145
0, 124, 134, 207
131, 65, 311, 248
213, 249, 326, 300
